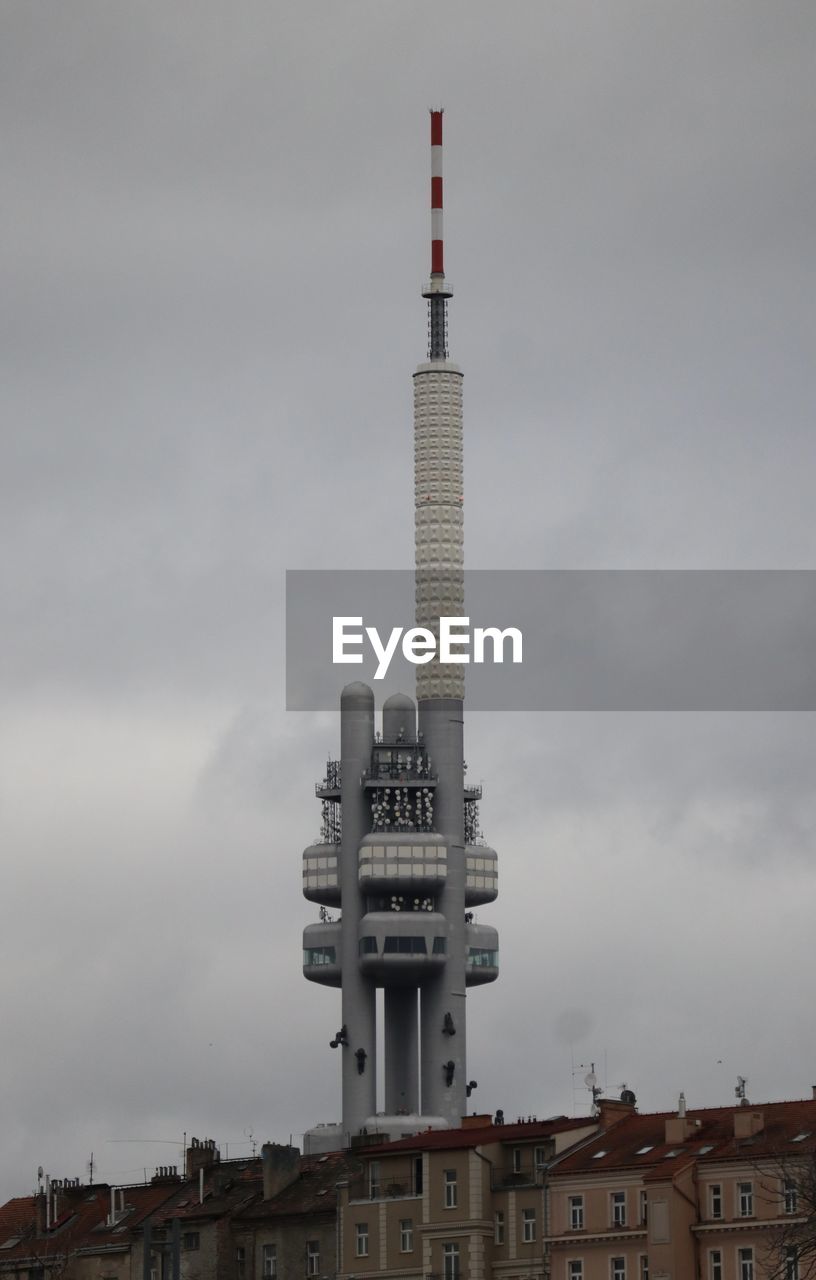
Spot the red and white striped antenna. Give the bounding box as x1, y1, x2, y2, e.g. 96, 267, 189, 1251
423, 108, 452, 359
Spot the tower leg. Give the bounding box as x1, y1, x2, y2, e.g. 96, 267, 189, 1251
384, 987, 419, 1114
418, 697, 467, 1123
339, 685, 377, 1139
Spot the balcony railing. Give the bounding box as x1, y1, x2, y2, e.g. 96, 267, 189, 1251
491, 1166, 546, 1190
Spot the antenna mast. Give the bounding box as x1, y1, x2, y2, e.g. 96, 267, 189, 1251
423, 109, 453, 360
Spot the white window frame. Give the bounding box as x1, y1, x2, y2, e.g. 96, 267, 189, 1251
784, 1178, 798, 1214
569, 1195, 584, 1230
737, 1181, 754, 1218
444, 1169, 458, 1209
639, 1256, 648, 1280
399, 1219, 413, 1253
522, 1207, 536, 1243
785, 1246, 800, 1280
738, 1246, 754, 1280
611, 1259, 626, 1280
262, 1244, 277, 1278
709, 1184, 722, 1220
306, 1241, 319, 1276
611, 1190, 627, 1227
494, 1210, 505, 1245
355, 1222, 369, 1258
443, 1242, 460, 1280
568, 1263, 583, 1280
708, 1250, 722, 1280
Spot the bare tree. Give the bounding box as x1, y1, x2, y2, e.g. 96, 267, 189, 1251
754, 1153, 816, 1280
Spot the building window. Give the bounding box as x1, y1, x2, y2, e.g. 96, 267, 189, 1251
522, 1207, 536, 1242
534, 1145, 547, 1169
236, 1247, 246, 1280
356, 1223, 369, 1257
369, 1160, 381, 1198
738, 1181, 754, 1217
399, 1219, 413, 1253
494, 1210, 505, 1245
709, 1250, 722, 1280
513, 1148, 522, 1173
568, 1264, 583, 1280
786, 1246, 800, 1280
183, 1233, 200, 1252
639, 1257, 648, 1280
738, 1247, 754, 1280
443, 1243, 460, 1280
639, 1189, 648, 1224
784, 1179, 799, 1214
414, 1156, 423, 1195
569, 1195, 584, 1230
444, 1169, 458, 1209
611, 1191, 627, 1227
306, 1241, 319, 1276
262, 1244, 277, 1277
611, 1260, 626, 1280
709, 1184, 722, 1220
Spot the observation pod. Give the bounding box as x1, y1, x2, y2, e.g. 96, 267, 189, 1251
303, 920, 342, 987
465, 842, 498, 905
302, 842, 341, 905
358, 912, 448, 984
358, 831, 448, 893
465, 921, 499, 986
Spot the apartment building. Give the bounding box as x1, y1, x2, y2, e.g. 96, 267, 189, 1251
336, 1114, 605, 1280
336, 1096, 816, 1280
547, 1095, 816, 1280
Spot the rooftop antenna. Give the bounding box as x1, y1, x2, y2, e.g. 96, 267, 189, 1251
735, 1075, 748, 1105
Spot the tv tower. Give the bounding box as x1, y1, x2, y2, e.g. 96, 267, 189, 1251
302, 111, 499, 1149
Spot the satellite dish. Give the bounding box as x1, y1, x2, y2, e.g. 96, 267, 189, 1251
584, 1072, 597, 1089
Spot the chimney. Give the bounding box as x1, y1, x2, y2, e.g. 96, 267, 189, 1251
462, 1114, 493, 1129
186, 1137, 220, 1179
261, 1144, 301, 1201
734, 1110, 765, 1140
34, 1190, 45, 1235
597, 1097, 637, 1129
811, 1085, 816, 1101
665, 1095, 697, 1144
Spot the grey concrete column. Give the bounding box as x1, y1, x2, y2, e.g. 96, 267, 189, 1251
384, 987, 419, 1114
339, 681, 377, 1139
418, 696, 466, 1123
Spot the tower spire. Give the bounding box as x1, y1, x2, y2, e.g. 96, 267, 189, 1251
423, 108, 453, 360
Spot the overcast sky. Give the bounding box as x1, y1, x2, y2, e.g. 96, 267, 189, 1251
2, 1, 816, 1202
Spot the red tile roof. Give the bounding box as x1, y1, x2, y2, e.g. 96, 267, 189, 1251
0, 1188, 110, 1264
552, 1099, 816, 1176
237, 1152, 361, 1220
362, 1115, 597, 1155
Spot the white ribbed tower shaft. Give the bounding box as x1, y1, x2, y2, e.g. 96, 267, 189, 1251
415, 108, 467, 1123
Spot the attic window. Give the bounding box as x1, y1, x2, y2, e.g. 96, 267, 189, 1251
698, 1145, 714, 1154
591, 1150, 607, 1159
319, 1156, 329, 1163
636, 1146, 654, 1155
792, 1132, 811, 1142
664, 1149, 681, 1158
0, 1238, 21, 1250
